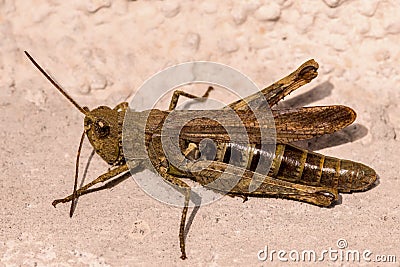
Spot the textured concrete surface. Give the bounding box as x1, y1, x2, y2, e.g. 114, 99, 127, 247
1, 0, 399, 266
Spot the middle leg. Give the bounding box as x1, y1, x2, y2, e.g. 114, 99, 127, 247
169, 86, 213, 111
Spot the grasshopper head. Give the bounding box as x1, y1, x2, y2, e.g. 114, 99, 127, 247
25, 51, 130, 216
84, 106, 125, 165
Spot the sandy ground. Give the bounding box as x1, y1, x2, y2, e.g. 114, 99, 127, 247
1, 0, 400, 266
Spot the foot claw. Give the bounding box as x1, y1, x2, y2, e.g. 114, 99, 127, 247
52, 200, 60, 207
52, 198, 68, 207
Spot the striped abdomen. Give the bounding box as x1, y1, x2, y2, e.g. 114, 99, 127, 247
267, 144, 376, 192
197, 141, 376, 192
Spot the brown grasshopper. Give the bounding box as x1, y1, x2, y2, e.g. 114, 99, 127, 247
25, 51, 376, 260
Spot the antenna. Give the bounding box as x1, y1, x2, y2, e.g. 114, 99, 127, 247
25, 51, 90, 217
24, 51, 88, 115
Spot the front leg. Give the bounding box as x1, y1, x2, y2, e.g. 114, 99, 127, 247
52, 163, 131, 207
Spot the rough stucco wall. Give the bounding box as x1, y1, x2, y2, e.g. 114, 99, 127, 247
1, 0, 399, 266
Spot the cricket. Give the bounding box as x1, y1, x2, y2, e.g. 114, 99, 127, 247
25, 51, 377, 260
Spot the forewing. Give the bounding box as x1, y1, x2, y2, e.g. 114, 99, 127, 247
273, 105, 356, 143
165, 106, 356, 144
162, 110, 275, 144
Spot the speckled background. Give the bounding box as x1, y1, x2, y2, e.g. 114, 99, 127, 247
1, 0, 399, 266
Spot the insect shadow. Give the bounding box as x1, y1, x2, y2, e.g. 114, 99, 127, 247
276, 80, 334, 108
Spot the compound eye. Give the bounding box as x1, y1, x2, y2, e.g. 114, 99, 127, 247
95, 119, 110, 138
84, 119, 93, 131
